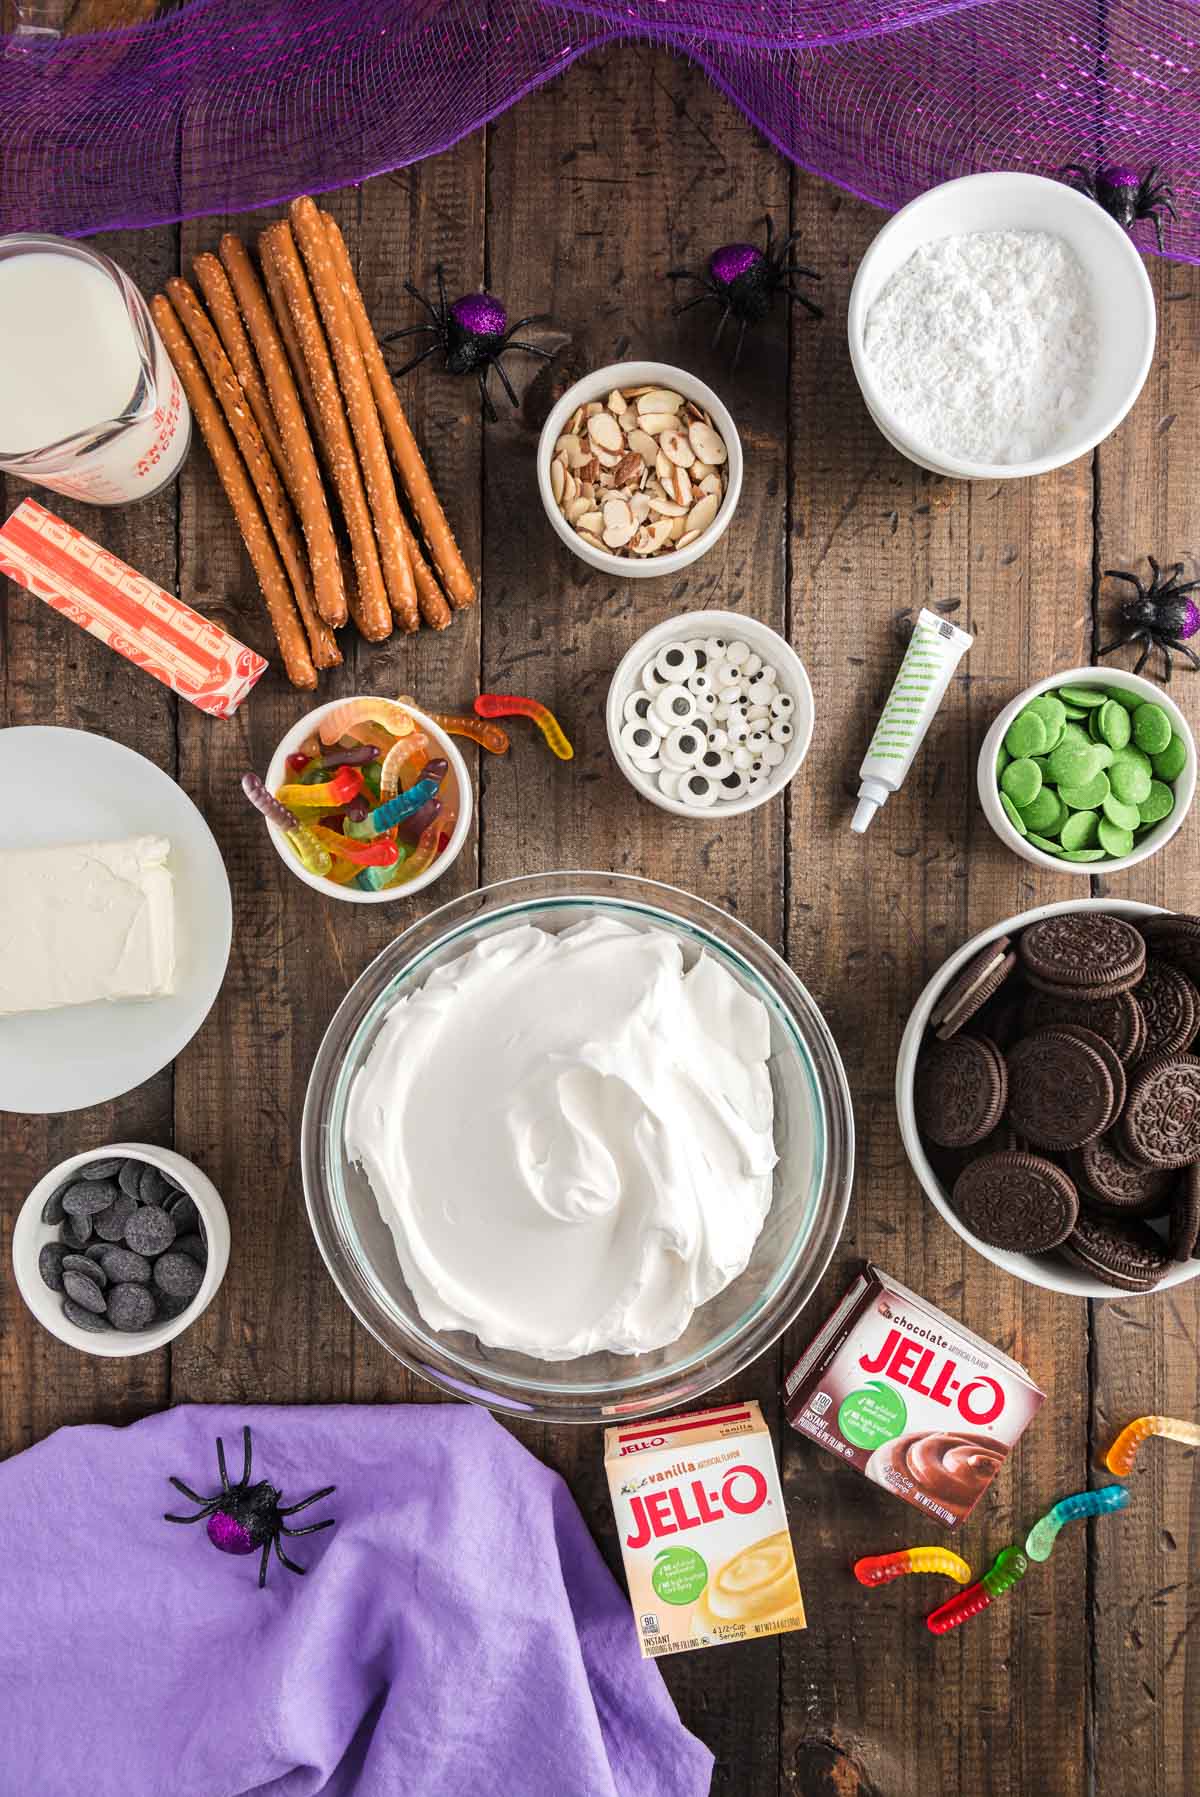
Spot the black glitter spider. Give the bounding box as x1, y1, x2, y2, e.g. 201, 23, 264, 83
382, 266, 552, 421
164, 1425, 336, 1588
1059, 164, 1178, 251
1098, 556, 1200, 680
667, 216, 822, 366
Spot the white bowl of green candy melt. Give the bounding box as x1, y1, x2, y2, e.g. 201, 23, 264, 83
978, 667, 1196, 875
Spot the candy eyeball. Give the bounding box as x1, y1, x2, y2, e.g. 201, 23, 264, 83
641, 659, 669, 695
746, 728, 768, 751
657, 768, 683, 799
708, 728, 730, 751
743, 652, 762, 677
623, 691, 653, 725
728, 718, 750, 745
680, 771, 717, 807
665, 724, 707, 766
763, 742, 786, 767
725, 640, 751, 667
694, 690, 718, 713
620, 720, 661, 762
655, 642, 697, 683
699, 747, 731, 778
770, 692, 792, 717
719, 684, 742, 706
651, 683, 696, 729
732, 745, 753, 770
687, 669, 712, 697
769, 720, 793, 744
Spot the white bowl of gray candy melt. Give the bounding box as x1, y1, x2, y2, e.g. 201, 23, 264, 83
847, 171, 1156, 480
12, 1142, 229, 1356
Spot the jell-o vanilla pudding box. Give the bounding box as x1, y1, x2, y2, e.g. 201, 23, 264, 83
605, 1400, 805, 1658
784, 1264, 1044, 1527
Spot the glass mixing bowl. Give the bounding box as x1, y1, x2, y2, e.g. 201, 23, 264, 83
302, 872, 854, 1423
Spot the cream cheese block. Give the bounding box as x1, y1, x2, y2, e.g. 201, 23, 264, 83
0, 836, 175, 1017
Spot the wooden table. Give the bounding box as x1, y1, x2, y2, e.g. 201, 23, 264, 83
2, 45, 1198, 1797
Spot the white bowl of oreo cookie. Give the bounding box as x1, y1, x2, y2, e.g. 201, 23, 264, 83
897, 898, 1200, 1298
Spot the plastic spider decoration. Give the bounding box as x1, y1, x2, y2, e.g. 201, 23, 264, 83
1098, 556, 1200, 680
1059, 165, 1178, 251
164, 1425, 336, 1588
667, 217, 822, 366
382, 267, 552, 421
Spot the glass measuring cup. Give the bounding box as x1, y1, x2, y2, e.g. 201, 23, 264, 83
0, 233, 191, 505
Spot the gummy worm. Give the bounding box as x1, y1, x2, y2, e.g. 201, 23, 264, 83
926, 1547, 1028, 1635
1106, 1415, 1200, 1478
854, 1548, 972, 1587
396, 797, 442, 845
474, 692, 573, 760
356, 844, 412, 891
318, 697, 414, 746
274, 766, 363, 810
361, 776, 441, 834
427, 712, 509, 754
380, 731, 437, 799
242, 772, 298, 833
394, 817, 443, 883
319, 743, 381, 769
285, 823, 332, 878
305, 823, 398, 869
1024, 1485, 1131, 1562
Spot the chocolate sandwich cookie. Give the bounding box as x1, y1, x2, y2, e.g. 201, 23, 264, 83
1006, 1029, 1115, 1151
1121, 1053, 1200, 1169
915, 1036, 1008, 1149
1059, 1211, 1169, 1292
1134, 959, 1200, 1059
925, 1121, 1018, 1192
1068, 1135, 1177, 1218
1052, 1024, 1127, 1124
1019, 913, 1146, 997
931, 939, 1016, 1041
1021, 987, 1145, 1064
951, 1151, 1078, 1252
1168, 1166, 1200, 1263
1140, 914, 1200, 985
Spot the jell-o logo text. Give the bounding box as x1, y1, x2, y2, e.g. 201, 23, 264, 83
625, 1462, 769, 1549
858, 1326, 1005, 1425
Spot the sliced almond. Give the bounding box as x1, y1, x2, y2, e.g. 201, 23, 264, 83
626, 428, 659, 461
603, 522, 638, 550
602, 495, 633, 529
637, 412, 680, 437
562, 468, 577, 503
688, 420, 727, 464
565, 495, 591, 523
646, 493, 687, 517
676, 529, 700, 548
577, 457, 598, 485
613, 451, 644, 485
656, 450, 673, 482
550, 457, 565, 504
630, 491, 652, 522
587, 412, 623, 453
577, 530, 604, 549
619, 409, 639, 432
698, 472, 722, 497
577, 510, 603, 534
660, 429, 693, 467
686, 493, 720, 535
636, 388, 684, 416
607, 388, 626, 414
667, 514, 687, 541
568, 405, 585, 434
623, 385, 653, 397
670, 464, 692, 507
585, 400, 603, 416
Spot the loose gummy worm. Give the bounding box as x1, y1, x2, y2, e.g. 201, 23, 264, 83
1106, 1415, 1200, 1478
474, 692, 573, 760
317, 696, 414, 746
427, 712, 510, 754
242, 772, 297, 832
854, 1548, 973, 1587
1024, 1485, 1131, 1562
926, 1546, 1028, 1635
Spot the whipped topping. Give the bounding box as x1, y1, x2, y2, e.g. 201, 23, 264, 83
345, 917, 779, 1359
0, 835, 175, 1017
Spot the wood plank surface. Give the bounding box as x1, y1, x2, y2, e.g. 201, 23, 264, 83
1, 45, 1197, 1797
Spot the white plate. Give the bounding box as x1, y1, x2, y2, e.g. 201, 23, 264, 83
0, 727, 232, 1114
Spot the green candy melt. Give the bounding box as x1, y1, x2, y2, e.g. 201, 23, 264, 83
1047, 740, 1104, 787
1061, 848, 1107, 861
1004, 709, 1047, 757
1001, 758, 1043, 808
1097, 819, 1134, 857
1097, 699, 1131, 749
1057, 771, 1111, 810
1058, 685, 1106, 707
1133, 702, 1173, 755
999, 792, 1028, 836
1109, 754, 1153, 805
1018, 787, 1067, 834
1139, 779, 1175, 825
1060, 810, 1100, 851
1026, 832, 1064, 854
1151, 733, 1187, 780
1102, 793, 1142, 831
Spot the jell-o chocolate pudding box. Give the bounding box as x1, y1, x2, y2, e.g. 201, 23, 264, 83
784, 1264, 1044, 1527
605, 1400, 805, 1658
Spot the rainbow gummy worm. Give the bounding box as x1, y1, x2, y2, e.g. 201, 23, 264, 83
305, 823, 398, 869
317, 696, 414, 746
428, 712, 510, 754
342, 776, 440, 838
926, 1546, 1028, 1635
286, 822, 332, 877
854, 1548, 972, 1587
1024, 1485, 1131, 1562
242, 772, 297, 833
274, 766, 363, 811
475, 692, 573, 760
1106, 1415, 1200, 1477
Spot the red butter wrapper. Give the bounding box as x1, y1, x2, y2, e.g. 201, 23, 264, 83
785, 1264, 1045, 1527
0, 498, 267, 717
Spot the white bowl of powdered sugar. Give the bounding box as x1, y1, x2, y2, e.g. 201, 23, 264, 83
848, 171, 1156, 480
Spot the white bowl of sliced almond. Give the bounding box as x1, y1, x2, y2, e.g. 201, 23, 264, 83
537, 360, 743, 577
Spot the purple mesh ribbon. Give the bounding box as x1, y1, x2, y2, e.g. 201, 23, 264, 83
0, 1, 1196, 257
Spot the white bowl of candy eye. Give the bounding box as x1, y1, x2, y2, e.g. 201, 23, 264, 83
606, 610, 814, 816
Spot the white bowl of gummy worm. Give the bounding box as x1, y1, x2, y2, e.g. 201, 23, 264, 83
255, 696, 473, 904
897, 898, 1200, 1300
606, 610, 813, 816
13, 1142, 230, 1356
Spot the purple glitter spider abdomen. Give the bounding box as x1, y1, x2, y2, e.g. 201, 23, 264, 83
1181, 599, 1200, 639
450, 292, 507, 339
208, 1511, 256, 1556
1100, 166, 1141, 192
710, 243, 761, 287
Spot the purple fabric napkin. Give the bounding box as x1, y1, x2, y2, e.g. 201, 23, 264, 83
0, 1404, 713, 1797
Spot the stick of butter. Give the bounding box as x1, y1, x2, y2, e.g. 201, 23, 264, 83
0, 837, 175, 1017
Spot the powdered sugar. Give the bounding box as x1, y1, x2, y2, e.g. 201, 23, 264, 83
863, 230, 1097, 465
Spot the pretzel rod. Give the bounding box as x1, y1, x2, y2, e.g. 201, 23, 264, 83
258, 241, 326, 456
217, 233, 348, 631
321, 210, 477, 610
290, 197, 419, 634
259, 221, 393, 644
151, 293, 317, 691
192, 253, 289, 482
398, 506, 452, 630
165, 276, 341, 672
